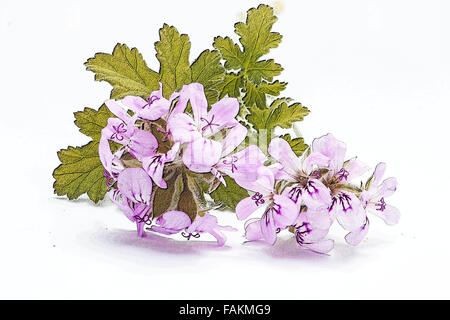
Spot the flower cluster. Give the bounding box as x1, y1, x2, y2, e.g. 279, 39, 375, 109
99, 82, 399, 253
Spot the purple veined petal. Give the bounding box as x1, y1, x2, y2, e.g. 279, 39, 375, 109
332, 192, 367, 231
343, 157, 370, 181
345, 217, 370, 245
260, 210, 277, 245
99, 136, 114, 173
108, 190, 134, 221
269, 163, 291, 181
368, 203, 400, 225
149, 210, 192, 235
221, 123, 248, 157
201, 97, 240, 137
268, 138, 302, 180
301, 179, 332, 210
142, 154, 167, 189
373, 177, 398, 199
166, 113, 202, 144
234, 166, 275, 195
311, 133, 347, 172
302, 239, 335, 254
244, 219, 263, 241
128, 129, 158, 159
121, 96, 148, 111
182, 137, 222, 173
236, 196, 262, 221
303, 152, 330, 174
117, 168, 153, 205
141, 142, 180, 189
210, 167, 226, 186
272, 194, 299, 228
105, 99, 131, 122
281, 185, 303, 210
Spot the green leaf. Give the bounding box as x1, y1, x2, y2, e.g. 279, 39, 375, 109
246, 98, 310, 131
74, 104, 113, 141
191, 49, 226, 105
247, 59, 283, 84
213, 36, 244, 70
217, 73, 243, 99
85, 43, 160, 99
235, 4, 282, 64
155, 24, 192, 98
210, 176, 249, 210
214, 5, 288, 108
279, 134, 308, 156
53, 141, 107, 203
243, 80, 266, 109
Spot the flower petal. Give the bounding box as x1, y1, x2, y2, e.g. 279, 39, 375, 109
201, 97, 239, 137
302, 239, 335, 254
311, 133, 347, 172
244, 219, 263, 241
167, 113, 201, 144
117, 168, 152, 205
272, 194, 299, 227
105, 99, 131, 122
369, 203, 400, 225
260, 211, 277, 245
221, 123, 248, 157
236, 196, 260, 221
150, 210, 192, 235
345, 218, 370, 245
268, 137, 302, 180
344, 157, 370, 181
182, 137, 222, 173
128, 129, 158, 159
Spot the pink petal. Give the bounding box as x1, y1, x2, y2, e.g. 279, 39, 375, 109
182, 137, 222, 173
236, 196, 260, 221
175, 83, 208, 127
369, 203, 400, 225
311, 133, 347, 172
99, 136, 114, 173
117, 168, 153, 205
303, 152, 330, 174
372, 162, 387, 187
128, 129, 158, 159
221, 123, 248, 157
201, 97, 239, 137
374, 177, 398, 199
234, 166, 275, 195
244, 219, 263, 241
150, 210, 191, 235
105, 99, 131, 122
167, 113, 201, 143
345, 218, 370, 245
268, 138, 302, 180
344, 157, 370, 181
332, 192, 367, 231
303, 239, 335, 254
272, 194, 299, 227
260, 211, 277, 245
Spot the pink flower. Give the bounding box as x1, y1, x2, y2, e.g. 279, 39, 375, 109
109, 168, 153, 237
167, 83, 241, 173
235, 167, 298, 244
149, 211, 236, 246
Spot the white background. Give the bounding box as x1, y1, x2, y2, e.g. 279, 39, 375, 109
1, 0, 449, 299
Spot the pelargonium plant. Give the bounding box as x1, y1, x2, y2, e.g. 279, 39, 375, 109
53, 4, 399, 254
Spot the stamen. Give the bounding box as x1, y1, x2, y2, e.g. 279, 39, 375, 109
181, 230, 201, 240
156, 128, 171, 141
200, 115, 220, 133
145, 95, 160, 107
336, 168, 349, 181
110, 122, 127, 141
375, 197, 386, 212
251, 192, 265, 206
222, 156, 238, 173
